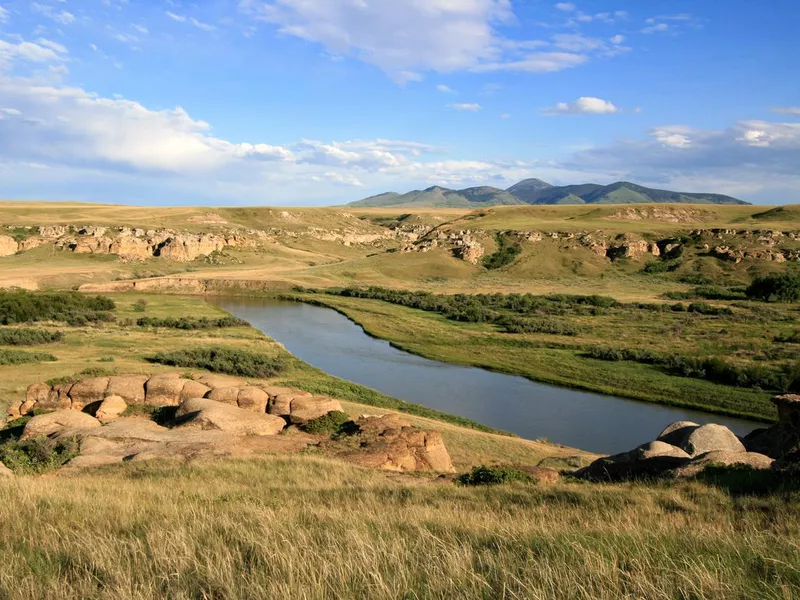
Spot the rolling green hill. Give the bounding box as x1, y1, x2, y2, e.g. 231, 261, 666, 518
350, 180, 749, 207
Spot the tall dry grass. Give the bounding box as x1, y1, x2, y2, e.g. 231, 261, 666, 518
0, 456, 798, 599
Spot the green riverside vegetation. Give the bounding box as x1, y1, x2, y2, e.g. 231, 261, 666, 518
0, 291, 115, 326
147, 347, 287, 378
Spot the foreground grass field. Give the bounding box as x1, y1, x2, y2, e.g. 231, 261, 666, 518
1, 457, 798, 599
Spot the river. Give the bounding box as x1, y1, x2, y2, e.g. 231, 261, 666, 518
215, 297, 762, 454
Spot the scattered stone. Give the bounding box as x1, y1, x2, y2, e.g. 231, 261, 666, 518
95, 395, 128, 424
22, 410, 101, 440
175, 398, 286, 436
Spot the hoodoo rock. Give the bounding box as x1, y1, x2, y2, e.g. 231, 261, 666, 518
175, 398, 286, 436
22, 410, 102, 440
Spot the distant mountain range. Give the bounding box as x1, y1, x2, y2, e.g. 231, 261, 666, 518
349, 179, 749, 208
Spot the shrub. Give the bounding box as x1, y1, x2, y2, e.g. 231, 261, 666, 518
0, 328, 63, 346
482, 234, 521, 270
457, 465, 533, 486
0, 436, 79, 474
687, 302, 734, 316
746, 272, 800, 303
498, 316, 581, 336
0, 291, 115, 325
301, 411, 354, 436
135, 316, 249, 329
0, 349, 57, 365
133, 299, 148, 313
147, 347, 287, 378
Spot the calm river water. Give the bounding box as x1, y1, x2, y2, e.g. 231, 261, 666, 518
215, 297, 761, 454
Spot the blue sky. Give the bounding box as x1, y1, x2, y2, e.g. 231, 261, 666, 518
0, 0, 798, 205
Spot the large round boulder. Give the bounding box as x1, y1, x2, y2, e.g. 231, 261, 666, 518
205, 386, 240, 406
671, 451, 775, 478
657, 421, 700, 445
574, 441, 692, 482
671, 424, 746, 457
22, 410, 101, 439
288, 396, 343, 424
175, 397, 285, 436
236, 387, 270, 413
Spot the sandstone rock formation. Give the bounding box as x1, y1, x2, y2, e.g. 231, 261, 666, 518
0, 462, 12, 478
743, 395, 800, 464
22, 410, 102, 440
267, 392, 342, 424
0, 235, 18, 257
175, 398, 286, 436
95, 396, 128, 424
325, 414, 456, 473
576, 419, 769, 482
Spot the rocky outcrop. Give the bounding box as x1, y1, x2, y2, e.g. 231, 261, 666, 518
11, 375, 344, 427
175, 398, 286, 436
743, 395, 800, 464
0, 235, 19, 257
324, 414, 456, 473
22, 410, 102, 440
576, 420, 768, 482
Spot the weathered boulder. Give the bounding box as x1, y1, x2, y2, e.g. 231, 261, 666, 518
22, 410, 101, 439
205, 386, 240, 406
175, 398, 285, 436
0, 235, 19, 257
517, 466, 561, 484
574, 441, 692, 482
145, 374, 186, 406
327, 415, 455, 473
670, 424, 745, 457
774, 394, 800, 430
20, 383, 52, 416
267, 392, 341, 424
671, 451, 774, 478
0, 462, 13, 478
179, 380, 211, 402
46, 384, 74, 412
288, 396, 343, 424
236, 387, 270, 412
106, 375, 148, 405
68, 377, 110, 411
95, 395, 128, 424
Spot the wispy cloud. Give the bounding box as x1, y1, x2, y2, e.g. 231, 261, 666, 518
450, 103, 482, 112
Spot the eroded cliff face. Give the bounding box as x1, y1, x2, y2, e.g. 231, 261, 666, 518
3, 219, 800, 268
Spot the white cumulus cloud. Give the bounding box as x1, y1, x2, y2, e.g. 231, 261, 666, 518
544, 96, 619, 115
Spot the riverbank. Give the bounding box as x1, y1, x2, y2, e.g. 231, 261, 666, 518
284, 292, 780, 423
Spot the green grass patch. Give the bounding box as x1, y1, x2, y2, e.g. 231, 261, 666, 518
482, 233, 522, 270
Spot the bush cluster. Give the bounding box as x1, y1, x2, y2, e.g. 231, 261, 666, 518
0, 349, 58, 365
0, 291, 115, 326
482, 234, 522, 270
0, 328, 63, 346
457, 465, 533, 486
497, 316, 580, 336
0, 436, 79, 474
134, 316, 249, 329
588, 345, 799, 392
746, 272, 800, 303
147, 347, 287, 378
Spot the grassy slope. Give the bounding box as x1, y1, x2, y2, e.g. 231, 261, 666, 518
298, 295, 779, 421
1, 457, 798, 599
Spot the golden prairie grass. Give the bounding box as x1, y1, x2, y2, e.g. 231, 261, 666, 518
0, 456, 798, 599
